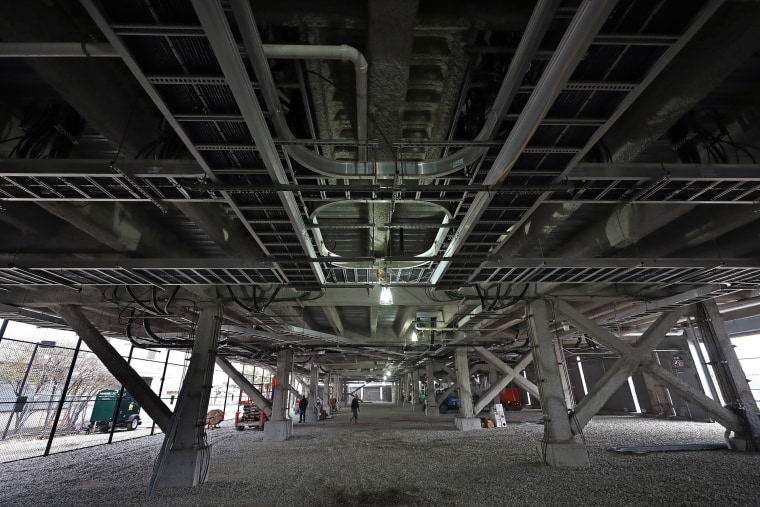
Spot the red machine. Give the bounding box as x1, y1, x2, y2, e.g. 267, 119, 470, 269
499, 388, 523, 410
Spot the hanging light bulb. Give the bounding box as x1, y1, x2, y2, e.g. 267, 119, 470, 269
411, 330, 418, 342
379, 286, 394, 305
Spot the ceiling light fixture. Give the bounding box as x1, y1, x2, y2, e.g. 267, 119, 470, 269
411, 330, 418, 342
379, 286, 394, 305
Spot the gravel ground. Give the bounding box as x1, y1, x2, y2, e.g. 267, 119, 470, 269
1, 403, 759, 507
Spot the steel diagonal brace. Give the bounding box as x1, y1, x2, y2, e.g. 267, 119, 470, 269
553, 300, 684, 432
472, 347, 536, 413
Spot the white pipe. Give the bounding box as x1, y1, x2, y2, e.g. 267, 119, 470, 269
261, 44, 368, 161
0, 42, 118, 57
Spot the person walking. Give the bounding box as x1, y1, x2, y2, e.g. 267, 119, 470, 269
298, 396, 309, 423
350, 394, 360, 423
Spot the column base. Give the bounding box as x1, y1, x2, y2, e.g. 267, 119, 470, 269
454, 417, 482, 431
264, 419, 293, 441
154, 445, 211, 490
726, 432, 754, 452
537, 441, 589, 467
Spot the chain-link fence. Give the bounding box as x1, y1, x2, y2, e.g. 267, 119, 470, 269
0, 335, 255, 463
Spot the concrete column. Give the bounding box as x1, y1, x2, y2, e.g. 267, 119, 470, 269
307, 363, 318, 422
425, 363, 439, 416
453, 348, 480, 431
528, 300, 589, 466
149, 302, 224, 491
697, 300, 760, 450
264, 348, 293, 441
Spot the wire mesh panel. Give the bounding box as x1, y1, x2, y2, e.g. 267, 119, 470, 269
0, 338, 77, 462
0, 331, 256, 463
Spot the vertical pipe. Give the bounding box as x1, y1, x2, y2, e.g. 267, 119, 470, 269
152, 350, 171, 435
45, 338, 82, 456
3, 343, 39, 440
222, 376, 230, 421
109, 345, 134, 444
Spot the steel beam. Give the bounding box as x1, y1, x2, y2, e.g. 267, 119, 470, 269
569, 163, 760, 182
215, 357, 273, 419
192, 0, 325, 285
57, 305, 172, 431
431, 0, 618, 284
0, 159, 205, 178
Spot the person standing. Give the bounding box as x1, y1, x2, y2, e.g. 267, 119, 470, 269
350, 394, 360, 423
298, 396, 309, 423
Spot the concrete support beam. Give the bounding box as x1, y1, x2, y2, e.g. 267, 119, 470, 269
57, 305, 171, 431
641, 361, 743, 433
369, 306, 378, 340
453, 348, 479, 431
472, 349, 535, 414
554, 299, 746, 438
265, 348, 294, 441
216, 358, 272, 419
148, 302, 222, 492
527, 300, 588, 466
392, 306, 418, 342
571, 308, 683, 431
322, 306, 344, 337
696, 300, 760, 449
367, 0, 418, 158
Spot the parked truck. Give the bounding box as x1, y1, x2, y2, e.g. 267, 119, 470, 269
89, 389, 142, 433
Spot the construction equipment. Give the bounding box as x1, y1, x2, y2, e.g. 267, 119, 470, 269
88, 389, 141, 433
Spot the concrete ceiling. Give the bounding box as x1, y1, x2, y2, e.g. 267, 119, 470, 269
1, 0, 760, 380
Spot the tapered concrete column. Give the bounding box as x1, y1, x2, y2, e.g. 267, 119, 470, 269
425, 363, 439, 416
307, 363, 319, 422
697, 300, 760, 450
265, 348, 294, 441
454, 348, 480, 431
528, 300, 589, 466
149, 302, 224, 492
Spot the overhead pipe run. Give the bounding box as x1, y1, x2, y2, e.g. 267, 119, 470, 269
261, 44, 368, 162
231, 0, 560, 178
0, 42, 118, 57
430, 0, 619, 284
8, 0, 559, 179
